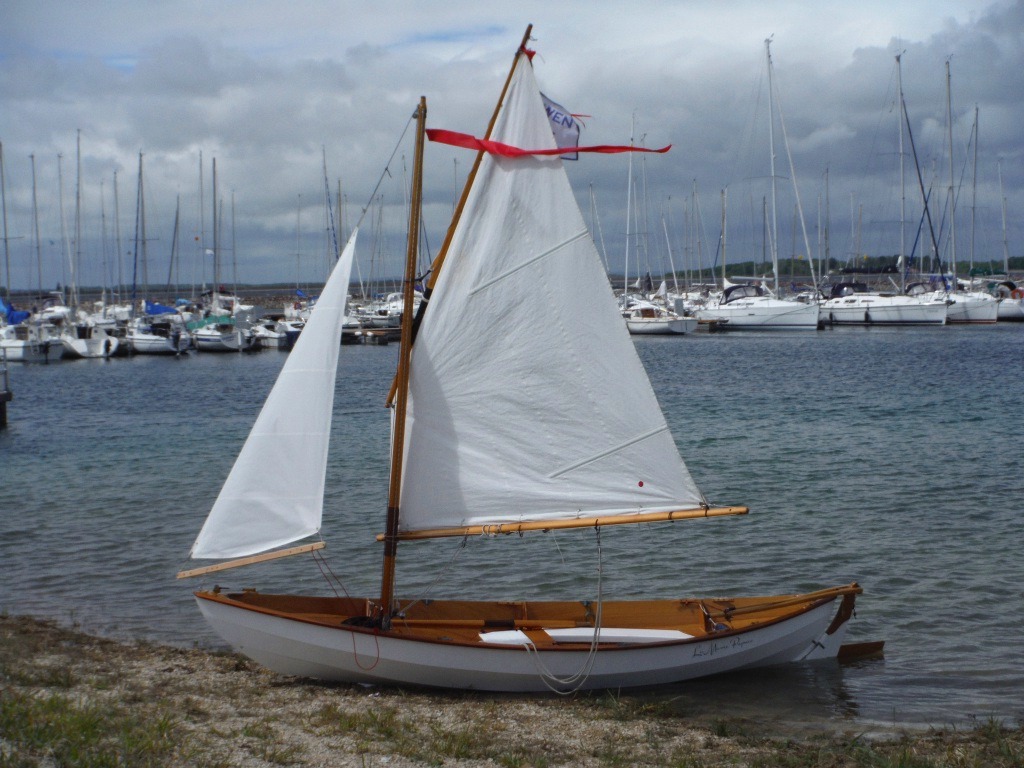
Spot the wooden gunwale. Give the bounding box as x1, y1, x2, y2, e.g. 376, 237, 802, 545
194, 585, 858, 652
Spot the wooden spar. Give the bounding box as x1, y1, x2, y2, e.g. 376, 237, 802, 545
379, 96, 427, 629
424, 23, 533, 292
376, 506, 749, 542
386, 23, 533, 408
175, 541, 325, 579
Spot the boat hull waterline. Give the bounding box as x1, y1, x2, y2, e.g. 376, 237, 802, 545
196, 585, 858, 692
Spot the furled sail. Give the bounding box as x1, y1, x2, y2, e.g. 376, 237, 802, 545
398, 58, 705, 533
189, 229, 359, 560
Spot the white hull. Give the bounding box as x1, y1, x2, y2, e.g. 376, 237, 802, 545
946, 292, 998, 324
625, 316, 697, 335
196, 591, 853, 693
695, 298, 819, 330
61, 328, 119, 359
193, 326, 253, 352
251, 327, 289, 349
0, 337, 63, 363
820, 296, 947, 326
997, 297, 1024, 322
129, 332, 190, 355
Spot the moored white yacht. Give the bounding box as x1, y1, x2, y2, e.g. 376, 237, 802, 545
906, 281, 997, 324
621, 298, 696, 335
695, 283, 819, 330
192, 318, 255, 352
819, 282, 947, 325
0, 321, 64, 363
60, 321, 119, 359
251, 320, 289, 350
991, 281, 1024, 322
128, 315, 191, 355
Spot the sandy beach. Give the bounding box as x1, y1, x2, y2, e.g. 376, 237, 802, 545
1, 614, 1021, 767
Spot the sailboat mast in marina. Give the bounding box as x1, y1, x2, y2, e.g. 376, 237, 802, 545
179, 28, 871, 692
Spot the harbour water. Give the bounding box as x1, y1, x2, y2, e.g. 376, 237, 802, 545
1, 324, 1022, 730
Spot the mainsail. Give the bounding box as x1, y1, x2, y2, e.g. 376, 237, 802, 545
398, 58, 705, 533
189, 229, 359, 560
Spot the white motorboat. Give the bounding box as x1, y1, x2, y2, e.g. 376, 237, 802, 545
192, 319, 254, 352
128, 316, 191, 355
60, 322, 119, 359
251, 320, 289, 350
0, 322, 64, 363
622, 300, 696, 334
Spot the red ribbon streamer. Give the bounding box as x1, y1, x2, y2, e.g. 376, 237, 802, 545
426, 128, 671, 157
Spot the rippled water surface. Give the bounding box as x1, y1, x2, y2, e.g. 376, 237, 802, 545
2, 324, 1022, 728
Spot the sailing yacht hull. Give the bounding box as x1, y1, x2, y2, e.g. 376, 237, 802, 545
820, 296, 947, 325
944, 292, 998, 324
196, 587, 857, 692
695, 299, 819, 330
997, 297, 1024, 321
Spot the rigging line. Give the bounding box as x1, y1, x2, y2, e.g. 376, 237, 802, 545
350, 627, 382, 671
524, 527, 604, 694
353, 111, 417, 234
393, 536, 469, 620
321, 149, 340, 264
311, 549, 352, 601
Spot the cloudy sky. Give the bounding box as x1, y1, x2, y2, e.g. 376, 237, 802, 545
1, 0, 1020, 294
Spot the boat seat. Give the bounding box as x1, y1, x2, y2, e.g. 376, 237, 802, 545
479, 627, 694, 646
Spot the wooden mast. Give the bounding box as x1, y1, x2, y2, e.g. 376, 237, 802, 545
387, 24, 533, 407
379, 96, 427, 628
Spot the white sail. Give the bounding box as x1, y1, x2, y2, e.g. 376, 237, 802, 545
398, 60, 704, 533
190, 229, 359, 559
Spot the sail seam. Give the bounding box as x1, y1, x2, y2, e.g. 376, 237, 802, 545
469, 229, 588, 296
548, 424, 669, 478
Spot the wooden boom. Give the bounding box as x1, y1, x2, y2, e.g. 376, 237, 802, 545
176, 542, 326, 579
377, 505, 749, 541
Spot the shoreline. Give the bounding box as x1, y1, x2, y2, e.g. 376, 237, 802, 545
2, 614, 1021, 767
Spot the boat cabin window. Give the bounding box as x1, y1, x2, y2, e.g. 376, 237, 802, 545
722, 284, 765, 303
829, 282, 868, 299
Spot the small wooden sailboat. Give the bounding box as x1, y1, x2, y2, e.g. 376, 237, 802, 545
180, 29, 867, 692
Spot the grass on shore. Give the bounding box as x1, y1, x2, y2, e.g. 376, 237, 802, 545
1, 614, 1022, 767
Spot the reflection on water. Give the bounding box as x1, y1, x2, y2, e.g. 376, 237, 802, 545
656, 661, 866, 729
1, 325, 1023, 728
